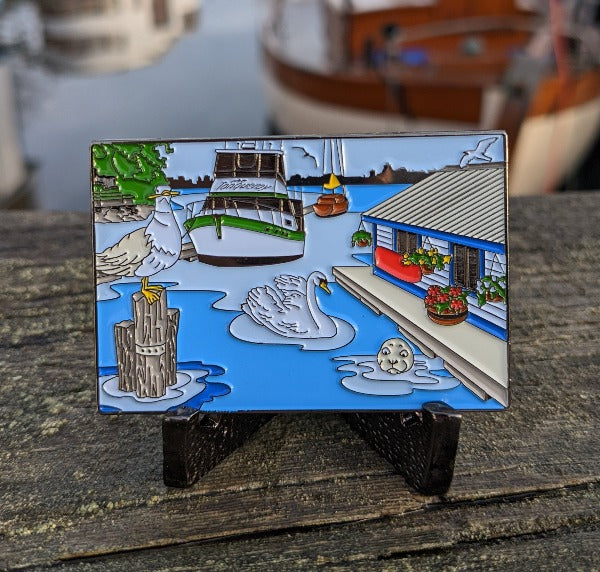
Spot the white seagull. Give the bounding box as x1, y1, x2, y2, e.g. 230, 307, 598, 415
241, 271, 337, 339
459, 137, 498, 168
95, 186, 182, 304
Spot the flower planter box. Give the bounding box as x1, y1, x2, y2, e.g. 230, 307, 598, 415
424, 285, 469, 325
426, 308, 468, 326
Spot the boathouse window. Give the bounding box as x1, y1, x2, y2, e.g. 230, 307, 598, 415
395, 230, 418, 254
453, 245, 480, 290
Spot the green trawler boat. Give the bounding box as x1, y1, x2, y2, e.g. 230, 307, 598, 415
183, 144, 305, 266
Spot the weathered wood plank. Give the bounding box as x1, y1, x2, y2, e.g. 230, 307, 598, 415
9, 484, 600, 571
0, 193, 599, 569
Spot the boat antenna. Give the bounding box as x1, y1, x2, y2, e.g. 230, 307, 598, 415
337, 138, 347, 195
337, 138, 345, 176
330, 138, 334, 176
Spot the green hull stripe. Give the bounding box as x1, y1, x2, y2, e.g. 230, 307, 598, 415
184, 214, 305, 241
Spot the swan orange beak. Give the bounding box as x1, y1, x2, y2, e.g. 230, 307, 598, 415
319, 279, 331, 295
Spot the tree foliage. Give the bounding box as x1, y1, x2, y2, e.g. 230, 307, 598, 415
92, 142, 174, 205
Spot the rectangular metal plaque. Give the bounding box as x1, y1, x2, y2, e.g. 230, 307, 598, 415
93, 133, 509, 413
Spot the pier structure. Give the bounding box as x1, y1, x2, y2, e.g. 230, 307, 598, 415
333, 265, 509, 406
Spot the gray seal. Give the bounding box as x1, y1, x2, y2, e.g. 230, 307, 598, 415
376, 338, 414, 375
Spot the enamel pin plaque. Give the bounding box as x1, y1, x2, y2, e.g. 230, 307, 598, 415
93, 133, 509, 413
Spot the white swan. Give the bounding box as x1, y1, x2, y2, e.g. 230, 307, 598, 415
241, 271, 337, 339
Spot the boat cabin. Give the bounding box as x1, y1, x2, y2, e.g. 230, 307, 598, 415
323, 0, 537, 71
213, 149, 286, 189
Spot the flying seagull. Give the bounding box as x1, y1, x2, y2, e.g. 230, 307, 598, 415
95, 186, 182, 304
292, 145, 318, 168
459, 137, 498, 168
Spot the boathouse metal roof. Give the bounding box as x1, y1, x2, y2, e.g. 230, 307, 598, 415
364, 165, 506, 244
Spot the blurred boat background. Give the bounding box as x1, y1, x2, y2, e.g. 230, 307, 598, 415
38, 0, 199, 74
262, 0, 600, 195
0, 0, 597, 209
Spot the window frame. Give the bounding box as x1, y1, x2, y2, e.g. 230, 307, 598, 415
394, 229, 418, 254
453, 244, 480, 290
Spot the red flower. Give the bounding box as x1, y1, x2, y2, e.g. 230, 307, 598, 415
449, 287, 463, 297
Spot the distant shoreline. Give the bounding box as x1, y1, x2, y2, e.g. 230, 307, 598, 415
168, 164, 430, 189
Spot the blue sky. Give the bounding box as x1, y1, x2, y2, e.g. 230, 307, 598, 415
164, 133, 506, 181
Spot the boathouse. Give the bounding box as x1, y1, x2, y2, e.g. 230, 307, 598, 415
332, 164, 508, 406
364, 164, 507, 340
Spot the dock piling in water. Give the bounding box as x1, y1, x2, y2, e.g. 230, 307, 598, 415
114, 289, 179, 398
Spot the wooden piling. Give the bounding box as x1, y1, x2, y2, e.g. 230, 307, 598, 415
115, 320, 136, 392
114, 288, 179, 398
165, 309, 180, 387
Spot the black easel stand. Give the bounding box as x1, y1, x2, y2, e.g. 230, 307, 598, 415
162, 402, 461, 494
344, 402, 461, 495
162, 408, 273, 487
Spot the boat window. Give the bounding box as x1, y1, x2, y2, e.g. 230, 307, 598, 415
453, 245, 480, 290
237, 153, 258, 173
460, 36, 484, 57
260, 153, 277, 176
153, 0, 169, 27
214, 153, 235, 177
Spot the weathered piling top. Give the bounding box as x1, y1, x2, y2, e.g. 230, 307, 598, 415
0, 193, 599, 570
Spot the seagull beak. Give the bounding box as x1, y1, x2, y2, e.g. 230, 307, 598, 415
319, 279, 331, 295
147, 190, 180, 199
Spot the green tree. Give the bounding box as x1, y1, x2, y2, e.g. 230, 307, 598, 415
92, 142, 174, 205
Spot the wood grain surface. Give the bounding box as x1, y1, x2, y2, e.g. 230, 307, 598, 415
0, 193, 599, 570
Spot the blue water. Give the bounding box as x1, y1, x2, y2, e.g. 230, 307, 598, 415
97, 181, 504, 413
97, 362, 230, 414
289, 184, 410, 212
97, 283, 503, 412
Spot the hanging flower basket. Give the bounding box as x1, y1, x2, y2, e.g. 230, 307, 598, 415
476, 275, 507, 307
351, 221, 372, 248
424, 285, 469, 326
403, 248, 451, 274
351, 229, 372, 248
